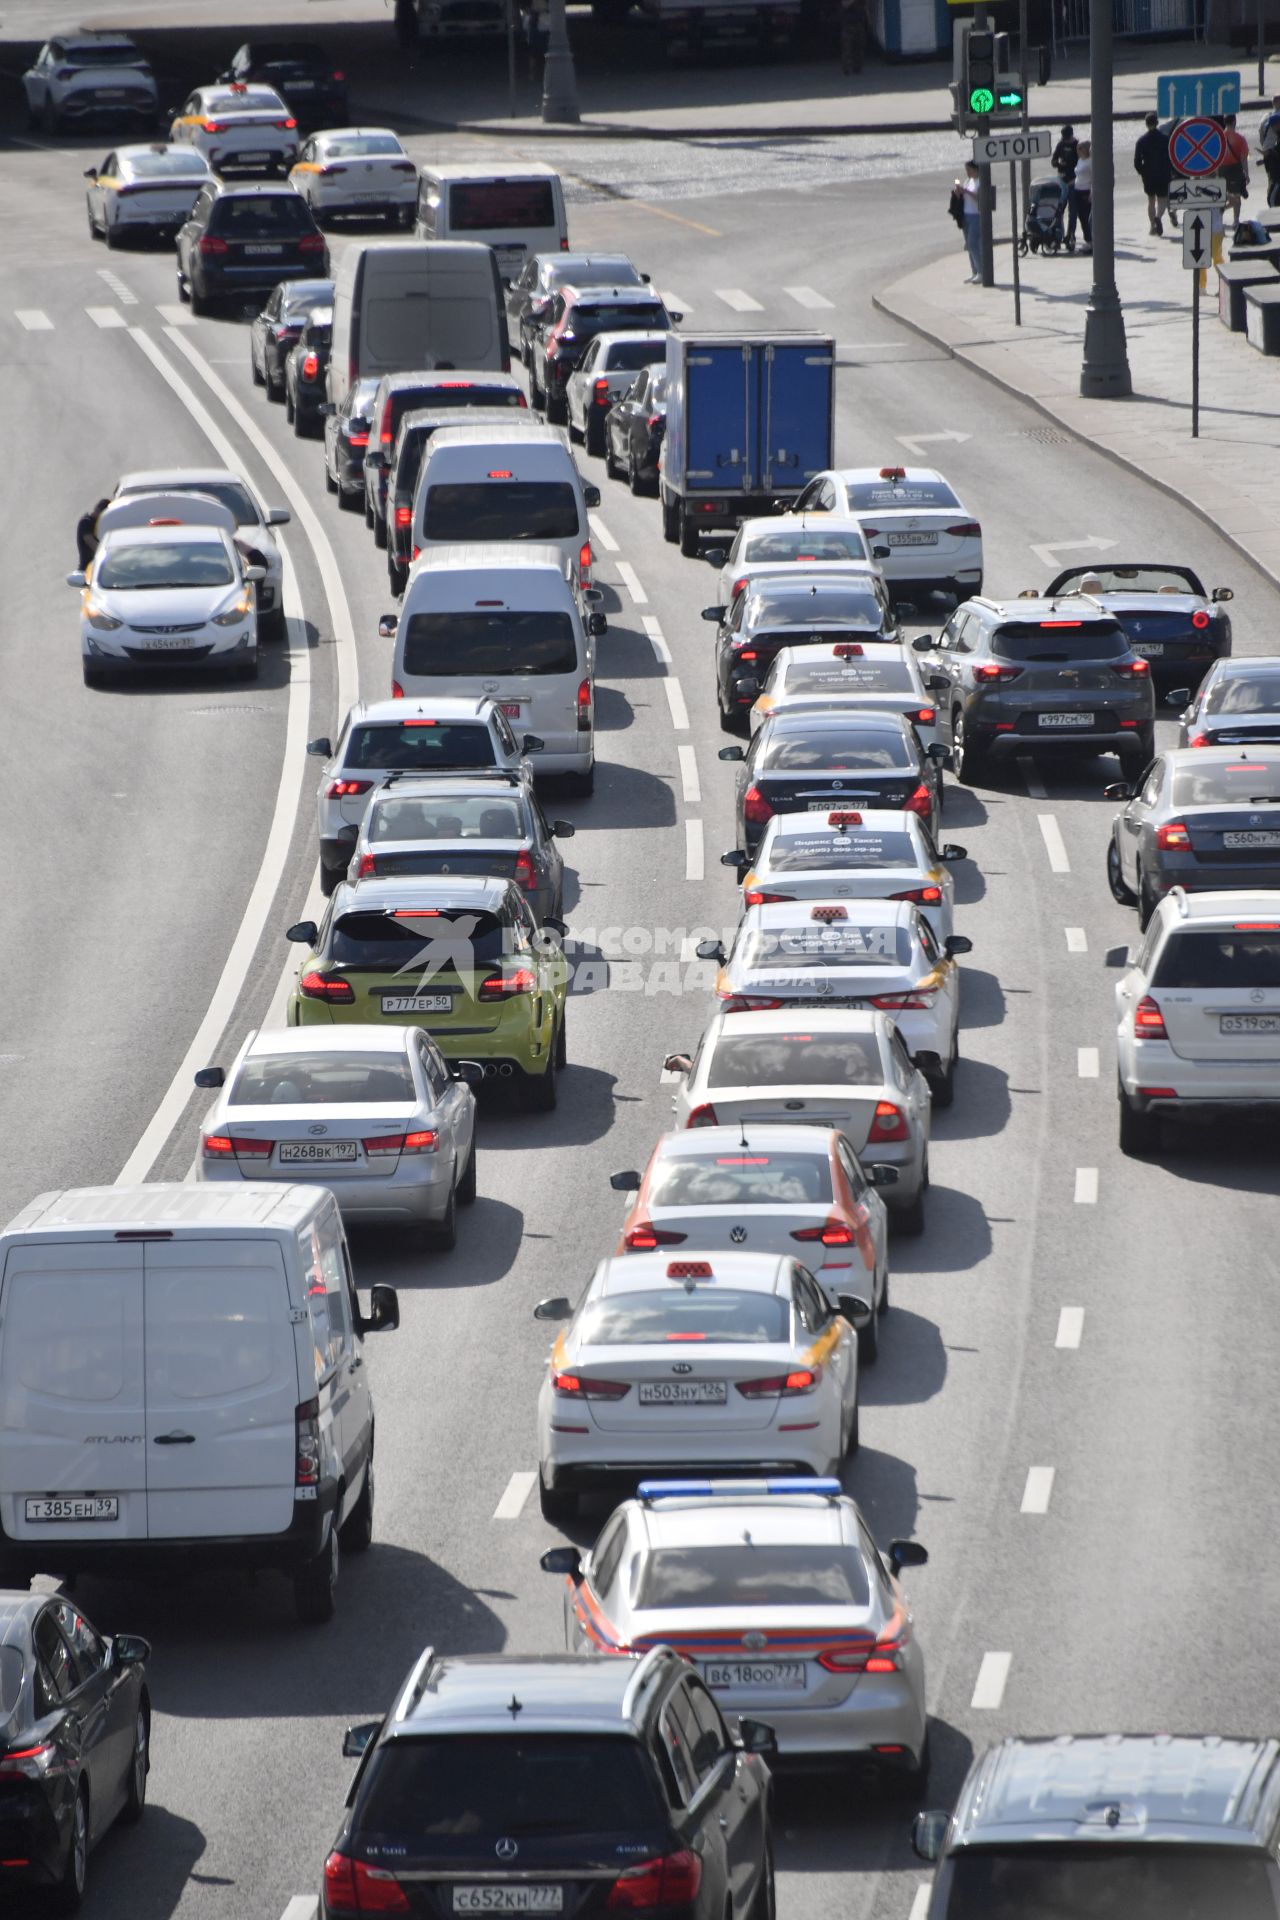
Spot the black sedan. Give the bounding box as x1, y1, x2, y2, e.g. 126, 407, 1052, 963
706, 575, 901, 733
250, 275, 334, 400
720, 708, 946, 858
1106, 744, 1280, 923
220, 40, 348, 129
604, 364, 667, 494
1043, 563, 1232, 688
1175, 656, 1280, 749
285, 307, 332, 437
0, 1592, 150, 1910
322, 376, 378, 510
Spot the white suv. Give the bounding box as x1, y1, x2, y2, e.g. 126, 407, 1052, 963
1115, 887, 1280, 1154
23, 33, 157, 133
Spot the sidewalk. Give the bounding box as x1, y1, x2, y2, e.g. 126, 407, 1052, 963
874, 184, 1280, 586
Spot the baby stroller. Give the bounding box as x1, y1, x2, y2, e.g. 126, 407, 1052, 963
1019, 176, 1068, 255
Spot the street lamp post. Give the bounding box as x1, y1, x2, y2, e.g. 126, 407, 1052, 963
1079, 0, 1132, 396
542, 0, 581, 124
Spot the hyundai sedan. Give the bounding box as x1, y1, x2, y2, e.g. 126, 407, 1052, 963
69, 523, 262, 685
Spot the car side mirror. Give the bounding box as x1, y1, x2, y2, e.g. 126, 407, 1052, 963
914, 1049, 942, 1074
1102, 781, 1133, 801
718, 746, 745, 762
1105, 944, 1133, 969
695, 940, 724, 962
534, 1295, 573, 1321
110, 1633, 150, 1667
286, 920, 319, 945
610, 1170, 642, 1192
700, 607, 722, 623
543, 916, 568, 939
888, 1538, 929, 1575
663, 1052, 692, 1074
451, 1059, 484, 1086
737, 1719, 778, 1760
926, 673, 950, 693
945, 935, 972, 957
360, 1283, 400, 1335
66, 571, 87, 588
867, 1163, 899, 1187
704, 547, 727, 566
551, 819, 575, 838
306, 735, 333, 758
872, 545, 891, 560
244, 565, 267, 584
911, 634, 935, 652
588, 612, 607, 636
1212, 587, 1233, 602
1164, 687, 1190, 708
940, 844, 966, 862
265, 507, 291, 527
540, 1546, 582, 1579
193, 1066, 225, 1089
522, 734, 545, 753
838, 1294, 873, 1329
84, 166, 98, 180
668, 310, 684, 324
721, 850, 749, 872
913, 1811, 949, 1863
342, 1721, 380, 1759
377, 615, 398, 639
926, 743, 949, 766
319, 401, 336, 416
583, 484, 601, 508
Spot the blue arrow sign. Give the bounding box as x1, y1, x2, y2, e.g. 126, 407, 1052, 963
1157, 69, 1240, 118
1170, 115, 1227, 177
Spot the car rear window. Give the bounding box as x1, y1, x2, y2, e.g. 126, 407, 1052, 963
744, 531, 869, 564
389, 384, 523, 441
324, 134, 403, 157
781, 659, 913, 694
66, 42, 145, 67
1205, 673, 1280, 716
1060, 566, 1201, 593
766, 829, 918, 871
553, 259, 642, 289
707, 1033, 885, 1086
95, 540, 234, 589
205, 88, 285, 113
1171, 761, 1280, 807
761, 733, 914, 773
424, 482, 579, 543
248, 43, 324, 65
572, 304, 668, 333
403, 611, 578, 676
209, 196, 314, 237
752, 591, 883, 627
602, 338, 666, 370
357, 1735, 662, 1838
370, 795, 525, 842
991, 620, 1127, 661
330, 909, 506, 970
129, 153, 205, 178
121, 479, 257, 526
282, 280, 335, 316
650, 1151, 832, 1209
346, 723, 498, 771
230, 1052, 415, 1104
448, 180, 557, 230
941, 1846, 1280, 1919
741, 925, 911, 970
844, 480, 960, 509
1151, 929, 1280, 989
636, 1544, 870, 1610
579, 1291, 789, 1346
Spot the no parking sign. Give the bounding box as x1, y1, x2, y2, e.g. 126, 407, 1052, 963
1169, 116, 1227, 177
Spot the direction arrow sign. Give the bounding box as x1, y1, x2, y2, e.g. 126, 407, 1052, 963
1157, 69, 1240, 117
972, 127, 1051, 165
1167, 176, 1229, 208
1170, 116, 1227, 177
1183, 211, 1213, 270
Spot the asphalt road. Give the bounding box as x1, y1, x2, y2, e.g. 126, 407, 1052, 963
3, 69, 1280, 1920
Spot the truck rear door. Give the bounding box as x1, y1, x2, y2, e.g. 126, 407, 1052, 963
686, 341, 751, 493
760, 340, 835, 493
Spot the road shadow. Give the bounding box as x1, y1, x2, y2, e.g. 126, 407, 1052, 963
571, 761, 678, 829
1132, 1117, 1280, 1194
932, 1057, 1012, 1142
771, 1713, 973, 1859
350, 1195, 526, 1290
471, 1063, 620, 1151
844, 1440, 920, 1542
938, 784, 990, 829
6, 1805, 211, 1920
958, 968, 1006, 1031
892, 1182, 993, 1272
950, 858, 987, 906
600, 623, 664, 681
594, 684, 636, 732
858, 1308, 947, 1411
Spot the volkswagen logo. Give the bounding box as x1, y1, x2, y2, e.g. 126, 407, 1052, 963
672, 1362, 693, 1375
742, 1631, 767, 1651
483, 681, 500, 693
495, 1838, 519, 1862
730, 1225, 747, 1244
308, 1124, 327, 1136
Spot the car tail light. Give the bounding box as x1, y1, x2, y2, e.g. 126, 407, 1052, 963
0, 1741, 58, 1779
553, 1372, 630, 1400
198, 234, 228, 256
332, 68, 347, 80
394, 506, 412, 528
299, 971, 355, 1004
1112, 658, 1150, 677
817, 1642, 874, 1673
624, 1223, 688, 1250
736, 649, 758, 664
743, 785, 773, 826
889, 885, 943, 905
202, 119, 227, 134
687, 1103, 717, 1128
380, 400, 394, 446
323, 1852, 409, 1916
295, 1397, 321, 1488
1156, 821, 1192, 850
730, 575, 749, 600
577, 677, 592, 733
791, 1218, 855, 1246
647, 413, 662, 430
218, 1136, 271, 1160
867, 1100, 910, 1143
513, 849, 538, 892
392, 161, 416, 174
871, 990, 936, 1010
879, 467, 906, 480
392, 680, 404, 699
301, 351, 319, 379
593, 377, 611, 405
606, 1851, 702, 1911
1134, 996, 1167, 1038
477, 967, 536, 1000
908, 707, 937, 726
356, 853, 377, 878
276, 117, 298, 130
828, 811, 863, 827
318, 163, 348, 177
904, 784, 932, 819
326, 778, 373, 798
744, 890, 790, 906
1191, 609, 1211, 630
944, 522, 981, 537
1189, 732, 1210, 748
973, 663, 1021, 683
299, 232, 326, 254
272, 323, 295, 341
832, 643, 865, 659
720, 995, 785, 1012
364, 1131, 438, 1155
348, 431, 369, 448
737, 1368, 819, 1398
579, 541, 592, 584
861, 527, 880, 539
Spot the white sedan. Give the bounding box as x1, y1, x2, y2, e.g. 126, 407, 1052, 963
730, 808, 966, 944
290, 128, 418, 227
788, 466, 983, 605
69, 521, 262, 685
84, 143, 213, 247
532, 1249, 871, 1521
113, 466, 291, 639
170, 83, 299, 172
748, 639, 948, 758
707, 515, 875, 609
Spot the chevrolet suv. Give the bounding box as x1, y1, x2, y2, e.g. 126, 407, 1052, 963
323, 1649, 776, 1920
920, 594, 1154, 781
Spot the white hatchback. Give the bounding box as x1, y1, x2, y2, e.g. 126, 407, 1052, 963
788, 466, 982, 604
290, 128, 418, 226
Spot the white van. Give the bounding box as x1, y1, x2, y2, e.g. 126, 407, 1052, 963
0, 1184, 398, 1623
385, 543, 603, 791
411, 422, 601, 596
414, 164, 568, 284
329, 238, 508, 407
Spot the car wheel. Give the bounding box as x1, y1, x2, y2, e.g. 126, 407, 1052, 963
894, 1184, 926, 1237
339, 1447, 374, 1553
188, 274, 207, 317
628, 450, 644, 495
121, 1703, 149, 1824
53, 1783, 88, 1913
929, 1039, 957, 1109
236, 653, 259, 681
87, 202, 102, 241
718, 687, 748, 735
858, 1301, 879, 1365
261, 605, 287, 644
524, 1041, 559, 1110
662, 492, 680, 544
266, 365, 285, 403
324, 459, 336, 490
878, 1262, 890, 1313
530, 364, 545, 410
251, 348, 265, 388
294, 1522, 339, 1624
430, 1179, 458, 1251
338, 481, 360, 512
567, 408, 582, 444
176, 269, 190, 304
82, 662, 106, 690
1137, 865, 1158, 929
585, 415, 605, 458
951, 708, 986, 784
679, 506, 701, 558
457, 1135, 478, 1205
538, 1471, 577, 1523
284, 388, 295, 424
554, 1005, 568, 1069
104, 221, 121, 251
364, 493, 375, 529
1106, 836, 1137, 905
42, 96, 61, 135
545, 386, 567, 426
388, 557, 407, 596
320, 859, 347, 897
1118, 1086, 1159, 1157
603, 432, 619, 479
565, 765, 595, 797
373, 511, 388, 550
843, 1398, 860, 1458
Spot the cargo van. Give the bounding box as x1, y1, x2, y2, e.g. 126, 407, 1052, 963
383, 544, 602, 791
411, 422, 600, 593
328, 239, 507, 406
0, 1184, 398, 1624
414, 165, 568, 283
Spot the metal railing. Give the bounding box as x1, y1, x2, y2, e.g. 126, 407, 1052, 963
1053, 0, 1203, 45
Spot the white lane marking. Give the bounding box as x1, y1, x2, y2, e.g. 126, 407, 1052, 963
908, 1888, 931, 1920
1073, 1166, 1098, 1204
1056, 1306, 1085, 1348
155, 302, 196, 327
1065, 926, 1088, 953
663, 677, 690, 731
659, 290, 690, 314
493, 1470, 536, 1520
96, 267, 138, 305
1037, 813, 1070, 873
685, 819, 704, 881
1031, 536, 1118, 571
971, 1651, 1011, 1710
642, 614, 671, 665
1021, 1466, 1055, 1514
716, 287, 764, 312
280, 1899, 318, 1920
86, 306, 128, 329
785, 285, 835, 310
590, 514, 619, 554
14, 309, 53, 330
615, 559, 648, 606
1077, 1046, 1099, 1078
1017, 755, 1048, 799
679, 744, 701, 804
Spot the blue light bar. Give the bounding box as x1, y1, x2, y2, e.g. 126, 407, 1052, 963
638, 1478, 843, 1502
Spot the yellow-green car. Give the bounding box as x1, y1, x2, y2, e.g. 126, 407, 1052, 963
286, 874, 568, 1109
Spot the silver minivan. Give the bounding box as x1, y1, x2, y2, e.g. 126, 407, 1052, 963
409, 422, 601, 593
414, 164, 568, 284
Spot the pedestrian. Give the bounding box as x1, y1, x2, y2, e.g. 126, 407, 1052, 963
1134, 111, 1175, 235
76, 497, 109, 571
1262, 94, 1280, 207
523, 0, 548, 73
1067, 139, 1092, 253
1051, 123, 1079, 187
958, 160, 982, 281
838, 0, 868, 74
1222, 112, 1251, 228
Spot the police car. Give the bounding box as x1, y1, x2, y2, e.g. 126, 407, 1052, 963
170, 82, 300, 172
725, 809, 966, 944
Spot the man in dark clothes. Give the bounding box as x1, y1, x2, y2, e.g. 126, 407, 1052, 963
1134, 112, 1176, 235
76, 498, 110, 571
1051, 124, 1078, 186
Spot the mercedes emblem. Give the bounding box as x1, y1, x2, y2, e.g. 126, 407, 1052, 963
495, 1838, 519, 1862
483, 681, 500, 694
742, 1631, 767, 1651
730, 1225, 747, 1243
832, 780, 844, 790
1251, 989, 1266, 1004
308, 1124, 327, 1136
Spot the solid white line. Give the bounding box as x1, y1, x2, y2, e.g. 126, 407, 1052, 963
14, 309, 53, 330
1074, 1166, 1098, 1204
1056, 1306, 1085, 1349
615, 559, 648, 606
1018, 755, 1048, 799
908, 1888, 931, 1920
1077, 1046, 1099, 1078
493, 1470, 536, 1520
155, 302, 195, 328
678, 744, 701, 804
96, 267, 138, 305
685, 819, 704, 881
1037, 813, 1071, 873
642, 615, 671, 665
716, 288, 764, 312
971, 1651, 1011, 1710
785, 285, 835, 309
663, 677, 690, 731
280, 1899, 319, 1920
590, 514, 619, 554
1065, 926, 1088, 953
1021, 1466, 1055, 1514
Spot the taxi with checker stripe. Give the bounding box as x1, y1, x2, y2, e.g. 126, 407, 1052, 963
725, 808, 966, 945
540, 1479, 929, 1784
170, 82, 299, 172
749, 639, 949, 760
289, 128, 418, 227
84, 144, 213, 246
531, 1252, 872, 1522
697, 900, 970, 1107
706, 517, 877, 609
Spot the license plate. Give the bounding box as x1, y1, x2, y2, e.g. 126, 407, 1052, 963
97, 89, 127, 98
353, 192, 385, 201
278, 1142, 358, 1163
381, 994, 452, 1013
239, 155, 273, 166
704, 1661, 806, 1689
1223, 831, 1280, 848
1220, 1013, 1280, 1033
638, 1381, 726, 1405
808, 798, 872, 810
1131, 642, 1164, 656
26, 1497, 118, 1523
140, 637, 201, 650
453, 1891, 563, 1914
289, 80, 315, 89
499, 703, 523, 717
886, 531, 939, 546
244, 243, 282, 255
1038, 712, 1094, 727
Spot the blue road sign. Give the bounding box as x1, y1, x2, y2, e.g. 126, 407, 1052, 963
1170, 116, 1227, 177
1157, 70, 1240, 118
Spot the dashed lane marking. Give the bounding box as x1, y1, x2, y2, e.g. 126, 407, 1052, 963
1021, 1466, 1055, 1514
908, 1889, 931, 1920
679, 745, 701, 805
685, 819, 704, 882
785, 285, 835, 309
616, 559, 648, 606
280, 1899, 318, 1920
1077, 1046, 1099, 1077
971, 1651, 1011, 1710
1018, 755, 1048, 799
493, 1471, 536, 1520
642, 614, 671, 665
1056, 1306, 1085, 1348
96, 267, 138, 305
715, 288, 764, 312
86, 307, 127, 329
155, 303, 195, 327
1074, 1167, 1098, 1204
14, 309, 53, 330
590, 514, 618, 553
1037, 813, 1070, 873
1065, 926, 1088, 953
663, 677, 689, 731
659, 290, 690, 314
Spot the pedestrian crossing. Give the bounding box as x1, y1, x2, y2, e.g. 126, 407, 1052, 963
658, 285, 835, 318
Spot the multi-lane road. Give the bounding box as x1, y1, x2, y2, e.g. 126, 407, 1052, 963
4, 51, 1280, 1920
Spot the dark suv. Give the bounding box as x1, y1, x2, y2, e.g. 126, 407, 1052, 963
323, 1649, 776, 1920
363, 371, 526, 546
913, 1733, 1280, 1918
177, 182, 327, 313
920, 594, 1155, 782
220, 41, 348, 129
383, 405, 531, 594
531, 285, 676, 425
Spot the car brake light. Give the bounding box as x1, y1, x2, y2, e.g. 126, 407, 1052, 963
871, 990, 936, 1010
332, 68, 346, 80
318, 163, 348, 177
593, 377, 611, 404
1192, 610, 1211, 629
1155, 821, 1191, 850
364, 1131, 438, 1155
579, 541, 593, 583
477, 968, 536, 1001
737, 1368, 819, 1398
1039, 619, 1083, 628
513, 849, 538, 891
202, 119, 226, 134
323, 1852, 408, 1916
909, 707, 937, 725
326, 779, 373, 798
720, 996, 785, 1012
731, 576, 748, 599
743, 785, 773, 826
553, 1372, 630, 1400
889, 885, 943, 905
300, 971, 355, 1004
295, 1397, 321, 1488
218, 1136, 270, 1160
1134, 996, 1167, 1038
299, 232, 326, 254
832, 644, 864, 658
301, 352, 318, 379
743, 890, 790, 906
392, 681, 404, 698
348, 431, 370, 448
198, 234, 228, 256
868, 1100, 910, 1142
276, 117, 297, 130
606, 1851, 702, 1911
791, 1217, 856, 1246
879, 467, 906, 480
0, 1741, 58, 1779
394, 506, 412, 528
380, 400, 394, 446
1113, 658, 1150, 677
1189, 732, 1209, 748
944, 522, 981, 537
391, 161, 416, 174
904, 784, 932, 819
624, 1223, 688, 1250
828, 811, 862, 827
687, 1104, 717, 1128
973, 663, 1021, 683
356, 853, 377, 878
817, 1641, 874, 1673
577, 677, 592, 732
1235, 922, 1280, 930
647, 414, 662, 430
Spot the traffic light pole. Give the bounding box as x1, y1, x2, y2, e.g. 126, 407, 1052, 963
974, 0, 995, 288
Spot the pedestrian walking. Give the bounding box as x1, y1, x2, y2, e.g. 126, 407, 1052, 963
838, 0, 868, 75
1134, 111, 1175, 235
1051, 123, 1079, 187
1067, 139, 1092, 253
1261, 93, 1280, 206
75, 497, 109, 572
1222, 113, 1251, 228
958, 160, 982, 281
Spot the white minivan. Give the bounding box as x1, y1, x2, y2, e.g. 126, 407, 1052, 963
414, 164, 568, 283
0, 1184, 398, 1624
410, 421, 601, 593
382, 543, 603, 792
329, 238, 508, 407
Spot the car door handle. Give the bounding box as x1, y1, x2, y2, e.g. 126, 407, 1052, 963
153, 1431, 195, 1445
719, 1817, 729, 1830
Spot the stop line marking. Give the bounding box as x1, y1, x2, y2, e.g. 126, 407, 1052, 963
1056, 1306, 1085, 1348
1021, 1466, 1055, 1514
15, 309, 53, 330
493, 1471, 535, 1519
785, 285, 835, 310
86, 307, 127, 329
1037, 814, 1070, 873
971, 1650, 1011, 1709
716, 287, 764, 312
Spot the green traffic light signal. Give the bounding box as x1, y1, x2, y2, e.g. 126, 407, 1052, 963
998, 86, 1024, 107
969, 86, 995, 113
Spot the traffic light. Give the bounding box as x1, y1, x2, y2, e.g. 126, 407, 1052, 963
964, 28, 996, 118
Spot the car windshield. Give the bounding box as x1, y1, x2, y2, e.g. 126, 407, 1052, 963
636, 1544, 870, 1610
761, 733, 913, 773
95, 541, 234, 589
578, 1291, 789, 1345
992, 621, 1127, 662
1205, 674, 1280, 716
739, 925, 911, 970
345, 723, 498, 771
650, 1151, 832, 1208
766, 829, 918, 872
329, 909, 507, 970
230, 1052, 415, 1104
449, 181, 557, 229
780, 660, 914, 694
745, 531, 868, 563
64, 42, 144, 66
752, 591, 883, 627
356, 1736, 662, 1839
940, 1846, 1280, 1919
403, 611, 577, 676
424, 482, 579, 542
707, 1033, 885, 1086
370, 795, 525, 842
1060, 565, 1204, 594
210, 197, 313, 236
1172, 760, 1280, 807
844, 480, 960, 510
323, 134, 403, 158
282, 280, 335, 316
127, 152, 206, 178
1151, 929, 1280, 988
123, 479, 258, 526
602, 339, 666, 371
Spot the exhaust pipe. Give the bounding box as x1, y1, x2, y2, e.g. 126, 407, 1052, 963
498, 1063, 515, 1078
